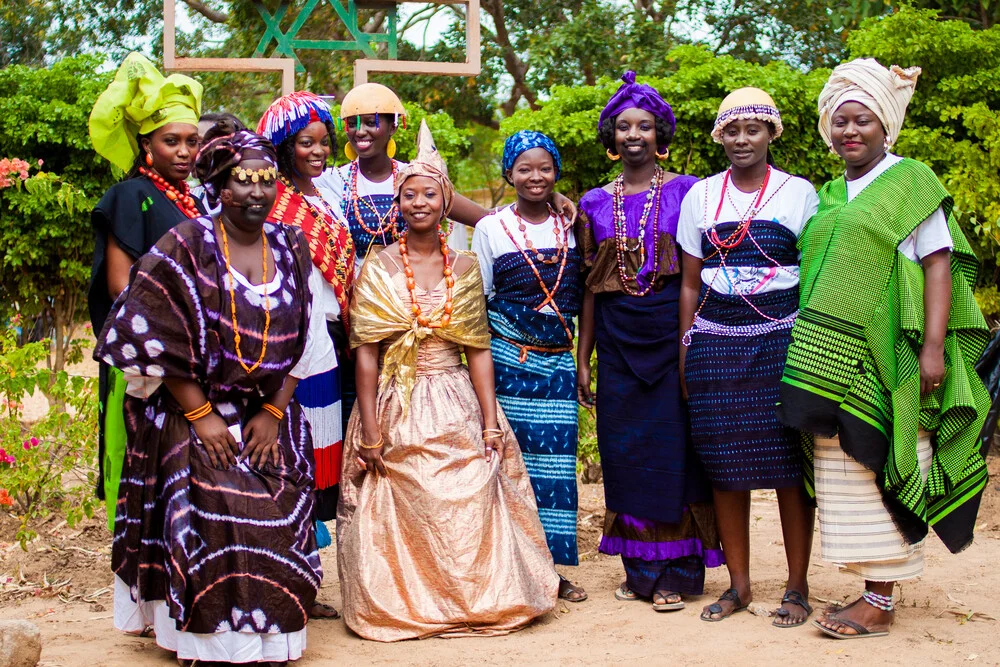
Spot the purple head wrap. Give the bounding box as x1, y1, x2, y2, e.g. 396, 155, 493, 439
598, 71, 676, 150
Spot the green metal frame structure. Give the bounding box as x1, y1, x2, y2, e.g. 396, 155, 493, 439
253, 1, 400, 72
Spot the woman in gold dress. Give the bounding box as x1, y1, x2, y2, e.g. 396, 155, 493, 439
337, 122, 559, 642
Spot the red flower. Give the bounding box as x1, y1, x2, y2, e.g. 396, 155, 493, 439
0, 489, 12, 507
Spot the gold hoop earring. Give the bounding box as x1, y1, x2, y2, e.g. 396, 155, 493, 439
386, 138, 397, 159
655, 149, 670, 161
145, 152, 154, 167
606, 149, 621, 161
344, 143, 358, 161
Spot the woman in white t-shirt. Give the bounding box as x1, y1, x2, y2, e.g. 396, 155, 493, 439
471, 130, 586, 603
677, 88, 819, 627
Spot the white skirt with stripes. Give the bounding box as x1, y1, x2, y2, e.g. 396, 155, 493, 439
814, 432, 933, 582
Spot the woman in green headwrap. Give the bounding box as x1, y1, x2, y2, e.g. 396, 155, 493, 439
88, 52, 204, 532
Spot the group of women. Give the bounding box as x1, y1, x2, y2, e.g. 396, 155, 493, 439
86, 51, 991, 665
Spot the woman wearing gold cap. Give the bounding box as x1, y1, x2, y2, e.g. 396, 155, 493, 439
87, 52, 205, 533
677, 88, 819, 626
778, 59, 991, 639
317, 82, 575, 262
336, 122, 558, 641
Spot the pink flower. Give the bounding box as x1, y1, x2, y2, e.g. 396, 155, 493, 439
10, 313, 21, 325
23, 441, 31, 451
37, 159, 43, 167
30, 437, 39, 447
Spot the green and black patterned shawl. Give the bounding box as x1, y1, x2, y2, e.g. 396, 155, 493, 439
779, 157, 991, 554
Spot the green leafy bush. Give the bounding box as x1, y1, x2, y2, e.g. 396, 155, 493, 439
0, 318, 98, 548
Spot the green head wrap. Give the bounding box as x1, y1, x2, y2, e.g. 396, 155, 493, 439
88, 52, 203, 173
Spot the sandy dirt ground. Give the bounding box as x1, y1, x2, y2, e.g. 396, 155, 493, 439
2, 456, 1000, 667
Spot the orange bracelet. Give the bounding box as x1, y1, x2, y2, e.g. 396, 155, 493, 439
261, 402, 284, 420
184, 402, 213, 422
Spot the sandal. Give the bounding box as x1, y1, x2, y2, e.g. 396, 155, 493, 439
772, 589, 813, 628
652, 590, 685, 612
700, 588, 748, 622
614, 582, 641, 602
309, 602, 340, 619
558, 575, 588, 603
813, 617, 890, 640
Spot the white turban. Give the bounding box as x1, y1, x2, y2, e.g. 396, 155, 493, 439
817, 58, 922, 151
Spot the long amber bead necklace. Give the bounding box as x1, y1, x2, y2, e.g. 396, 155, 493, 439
218, 217, 271, 373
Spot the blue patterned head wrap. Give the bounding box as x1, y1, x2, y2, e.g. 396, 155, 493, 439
502, 130, 562, 182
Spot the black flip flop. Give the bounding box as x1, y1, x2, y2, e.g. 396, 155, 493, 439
813, 617, 889, 639
700, 588, 748, 622
773, 589, 814, 628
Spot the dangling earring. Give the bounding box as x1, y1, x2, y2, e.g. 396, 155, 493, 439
386, 138, 397, 159
883, 137, 891, 151
344, 143, 358, 161
145, 152, 154, 167
655, 149, 670, 161
606, 149, 621, 161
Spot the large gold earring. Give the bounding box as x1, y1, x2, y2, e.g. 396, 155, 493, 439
655, 149, 670, 160
606, 149, 621, 161
386, 138, 397, 159
344, 143, 358, 161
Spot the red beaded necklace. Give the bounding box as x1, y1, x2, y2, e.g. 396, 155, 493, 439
708, 165, 770, 250
349, 159, 400, 240
139, 167, 200, 218
398, 230, 454, 329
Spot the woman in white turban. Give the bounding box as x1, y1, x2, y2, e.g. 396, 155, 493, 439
778, 58, 991, 639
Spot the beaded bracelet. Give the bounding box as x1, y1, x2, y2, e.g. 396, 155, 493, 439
184, 402, 213, 422
359, 436, 384, 450
261, 402, 284, 420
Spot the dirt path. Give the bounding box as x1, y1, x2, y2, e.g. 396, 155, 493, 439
3, 462, 999, 666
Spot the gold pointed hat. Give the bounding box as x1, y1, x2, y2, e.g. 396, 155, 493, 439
394, 119, 454, 215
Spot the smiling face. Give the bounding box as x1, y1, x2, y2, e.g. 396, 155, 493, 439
141, 122, 200, 182
344, 114, 396, 159
508, 147, 556, 204
398, 175, 444, 233
614, 108, 657, 167
830, 101, 887, 174
219, 158, 277, 232
293, 121, 331, 178
721, 118, 773, 171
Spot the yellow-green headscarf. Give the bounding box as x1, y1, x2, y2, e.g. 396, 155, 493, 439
89, 52, 203, 173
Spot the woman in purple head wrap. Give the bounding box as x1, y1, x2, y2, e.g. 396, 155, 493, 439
94, 127, 333, 664
576, 71, 723, 612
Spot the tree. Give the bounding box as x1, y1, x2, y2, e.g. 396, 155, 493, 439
0, 56, 115, 371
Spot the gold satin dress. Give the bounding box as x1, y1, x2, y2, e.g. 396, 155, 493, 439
337, 253, 559, 642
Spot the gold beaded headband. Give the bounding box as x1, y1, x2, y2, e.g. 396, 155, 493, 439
231, 165, 277, 184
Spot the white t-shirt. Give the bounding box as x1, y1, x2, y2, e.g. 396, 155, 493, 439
844, 153, 952, 262
676, 168, 819, 295
471, 206, 577, 311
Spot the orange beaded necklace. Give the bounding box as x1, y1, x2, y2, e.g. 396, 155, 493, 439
398, 230, 454, 329
139, 166, 200, 218
218, 217, 271, 373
